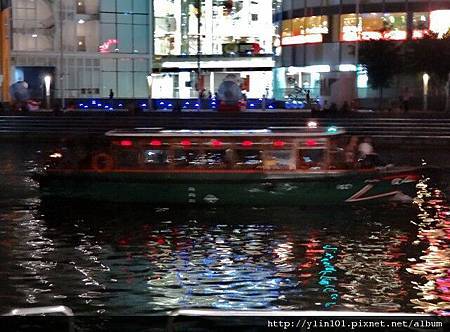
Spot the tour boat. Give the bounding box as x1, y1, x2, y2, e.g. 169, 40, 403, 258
36, 125, 422, 205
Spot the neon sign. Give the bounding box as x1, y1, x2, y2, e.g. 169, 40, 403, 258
99, 39, 118, 53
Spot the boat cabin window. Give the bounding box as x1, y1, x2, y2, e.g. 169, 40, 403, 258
264, 150, 296, 170
203, 150, 229, 168
172, 149, 202, 168
116, 150, 139, 168
171, 149, 231, 169
298, 149, 325, 170
235, 149, 263, 169
143, 150, 169, 167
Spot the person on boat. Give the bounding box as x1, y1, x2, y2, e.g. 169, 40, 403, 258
357, 137, 384, 168
344, 136, 359, 167
358, 137, 374, 158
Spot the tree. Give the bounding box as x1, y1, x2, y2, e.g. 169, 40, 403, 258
405, 31, 450, 111
358, 40, 402, 109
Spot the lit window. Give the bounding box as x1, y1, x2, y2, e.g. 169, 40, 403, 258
340, 13, 406, 41
144, 150, 168, 167
281, 16, 328, 45
430, 10, 450, 38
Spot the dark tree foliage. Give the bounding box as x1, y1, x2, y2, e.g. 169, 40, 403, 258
405, 31, 450, 83
358, 40, 403, 107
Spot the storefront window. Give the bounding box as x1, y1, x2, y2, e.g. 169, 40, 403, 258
340, 13, 406, 41
281, 16, 328, 45
413, 12, 429, 39
153, 0, 277, 56
430, 10, 450, 38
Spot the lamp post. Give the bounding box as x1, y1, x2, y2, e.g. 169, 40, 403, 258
44, 75, 52, 109
423, 73, 430, 111
59, 2, 65, 110
196, 0, 202, 111
146, 74, 153, 111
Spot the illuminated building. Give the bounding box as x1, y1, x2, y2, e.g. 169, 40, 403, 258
275, 0, 450, 107
4, 1, 449, 107
5, 0, 281, 102
152, 0, 281, 99
8, 0, 152, 100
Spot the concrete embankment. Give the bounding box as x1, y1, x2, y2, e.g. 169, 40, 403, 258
1, 113, 450, 146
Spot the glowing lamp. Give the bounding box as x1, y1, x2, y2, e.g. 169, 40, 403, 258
120, 140, 133, 147
44, 75, 51, 97
181, 139, 192, 147
327, 126, 337, 133
307, 121, 318, 129
150, 139, 162, 147
211, 139, 223, 147
50, 153, 63, 159
306, 139, 317, 147
273, 140, 285, 148
241, 140, 253, 147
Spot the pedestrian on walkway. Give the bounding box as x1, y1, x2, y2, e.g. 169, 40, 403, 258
109, 89, 114, 100
401, 87, 411, 113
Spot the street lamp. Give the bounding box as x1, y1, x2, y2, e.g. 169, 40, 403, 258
44, 75, 52, 109
146, 74, 153, 111
423, 73, 430, 111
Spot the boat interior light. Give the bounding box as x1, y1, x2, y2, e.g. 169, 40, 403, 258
211, 139, 223, 147
273, 140, 285, 148
181, 139, 192, 147
150, 140, 162, 147
241, 140, 253, 147
306, 139, 317, 147
120, 140, 133, 147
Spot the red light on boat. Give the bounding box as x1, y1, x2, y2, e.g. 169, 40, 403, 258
211, 139, 222, 147
306, 139, 316, 147
181, 139, 192, 147
120, 140, 133, 147
150, 139, 162, 147
273, 140, 285, 148
241, 140, 253, 147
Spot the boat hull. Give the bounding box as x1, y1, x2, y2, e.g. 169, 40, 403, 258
36, 167, 421, 205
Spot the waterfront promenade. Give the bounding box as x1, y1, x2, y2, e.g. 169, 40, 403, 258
1, 110, 450, 144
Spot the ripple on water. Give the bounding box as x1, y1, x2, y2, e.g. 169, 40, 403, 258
0, 142, 449, 315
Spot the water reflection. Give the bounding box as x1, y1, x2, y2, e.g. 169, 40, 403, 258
408, 177, 450, 316
0, 142, 449, 315
4, 203, 421, 314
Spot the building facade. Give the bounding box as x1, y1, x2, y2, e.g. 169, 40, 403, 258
151, 0, 281, 99
7, 0, 152, 102
275, 0, 450, 107
4, 0, 282, 103
2, 0, 449, 107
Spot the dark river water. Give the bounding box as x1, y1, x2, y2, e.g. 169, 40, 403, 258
0, 141, 449, 316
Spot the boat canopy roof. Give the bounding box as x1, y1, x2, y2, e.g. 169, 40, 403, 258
105, 126, 345, 138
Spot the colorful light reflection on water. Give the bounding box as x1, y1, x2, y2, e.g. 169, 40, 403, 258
407, 178, 450, 316
0, 142, 449, 315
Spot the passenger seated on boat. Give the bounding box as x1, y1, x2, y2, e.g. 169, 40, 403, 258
172, 150, 200, 168
143, 149, 169, 168
203, 150, 229, 169
297, 149, 324, 170
235, 150, 263, 169
357, 153, 384, 169
264, 150, 295, 170
61, 137, 101, 169
344, 136, 359, 168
